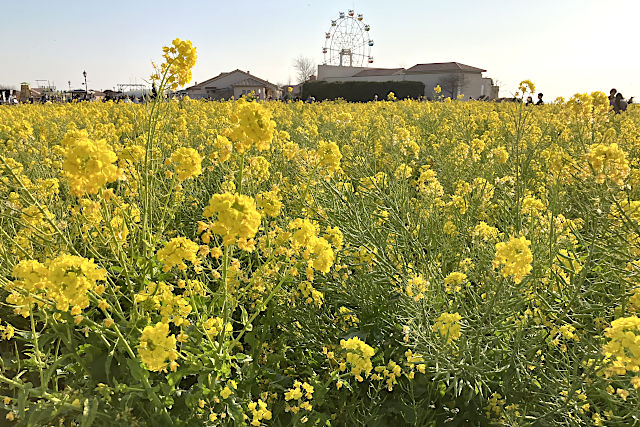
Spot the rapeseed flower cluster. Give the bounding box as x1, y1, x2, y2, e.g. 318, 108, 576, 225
521, 195, 545, 217
432, 312, 463, 342
202, 192, 262, 248
61, 129, 118, 196
317, 140, 342, 176
135, 281, 192, 326
0, 319, 15, 340
493, 236, 533, 284
157, 237, 201, 272
473, 221, 499, 241
169, 147, 202, 181
602, 316, 640, 379
339, 337, 375, 381
405, 274, 428, 300
211, 135, 233, 163
227, 99, 276, 153
518, 79, 536, 95
585, 142, 630, 186
256, 189, 282, 217
138, 322, 178, 372
152, 38, 197, 90
284, 381, 314, 413
247, 399, 272, 426
444, 271, 467, 293
289, 218, 335, 273
372, 360, 403, 391
202, 316, 232, 338
246, 155, 270, 182
8, 254, 106, 317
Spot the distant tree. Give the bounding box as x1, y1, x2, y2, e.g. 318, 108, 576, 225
293, 56, 316, 84
438, 73, 466, 99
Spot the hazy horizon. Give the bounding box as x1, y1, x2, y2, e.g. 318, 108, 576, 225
2, 0, 639, 100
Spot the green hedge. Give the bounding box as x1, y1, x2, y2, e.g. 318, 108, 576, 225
302, 80, 425, 101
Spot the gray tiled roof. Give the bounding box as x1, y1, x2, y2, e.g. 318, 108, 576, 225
352, 68, 405, 77
231, 78, 270, 87
406, 62, 486, 73
186, 70, 278, 91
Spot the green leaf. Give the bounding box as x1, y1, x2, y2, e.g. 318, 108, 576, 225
81, 397, 99, 427
17, 386, 29, 418
126, 357, 149, 384
232, 353, 252, 363
240, 305, 249, 325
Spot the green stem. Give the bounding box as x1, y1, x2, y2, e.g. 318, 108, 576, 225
217, 244, 231, 355
228, 269, 291, 350
141, 62, 174, 257
29, 308, 45, 392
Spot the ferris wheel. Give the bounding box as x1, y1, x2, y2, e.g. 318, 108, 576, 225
323, 10, 373, 67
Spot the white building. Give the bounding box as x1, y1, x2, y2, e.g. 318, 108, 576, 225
317, 62, 499, 100
185, 70, 280, 100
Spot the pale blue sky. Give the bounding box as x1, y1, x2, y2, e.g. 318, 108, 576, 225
2, 1, 639, 99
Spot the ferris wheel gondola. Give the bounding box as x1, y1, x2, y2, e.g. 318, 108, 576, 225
322, 11, 373, 67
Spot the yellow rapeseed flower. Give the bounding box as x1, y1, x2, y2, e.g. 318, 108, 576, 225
62, 130, 118, 197
157, 237, 201, 272
493, 236, 533, 284
169, 147, 202, 181
138, 322, 178, 372
203, 193, 262, 246
433, 312, 462, 342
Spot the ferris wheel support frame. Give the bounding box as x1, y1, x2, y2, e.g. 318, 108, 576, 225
323, 10, 373, 67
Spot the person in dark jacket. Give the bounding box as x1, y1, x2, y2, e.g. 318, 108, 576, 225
614, 93, 628, 114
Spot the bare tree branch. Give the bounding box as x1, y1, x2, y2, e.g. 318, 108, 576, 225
293, 56, 316, 84
438, 73, 465, 98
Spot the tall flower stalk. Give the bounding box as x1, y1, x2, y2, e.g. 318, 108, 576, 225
141, 39, 197, 255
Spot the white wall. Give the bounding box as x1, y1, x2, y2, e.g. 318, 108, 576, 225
481, 77, 499, 99
317, 64, 366, 80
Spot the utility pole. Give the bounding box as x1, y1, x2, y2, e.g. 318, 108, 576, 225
83, 70, 88, 99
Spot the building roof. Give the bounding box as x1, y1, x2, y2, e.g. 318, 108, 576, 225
186, 69, 278, 91
405, 62, 486, 73
352, 68, 405, 77
188, 71, 232, 90
231, 78, 270, 88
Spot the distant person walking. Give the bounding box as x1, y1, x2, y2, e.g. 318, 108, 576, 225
526, 96, 534, 106
614, 93, 628, 114
536, 93, 544, 105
